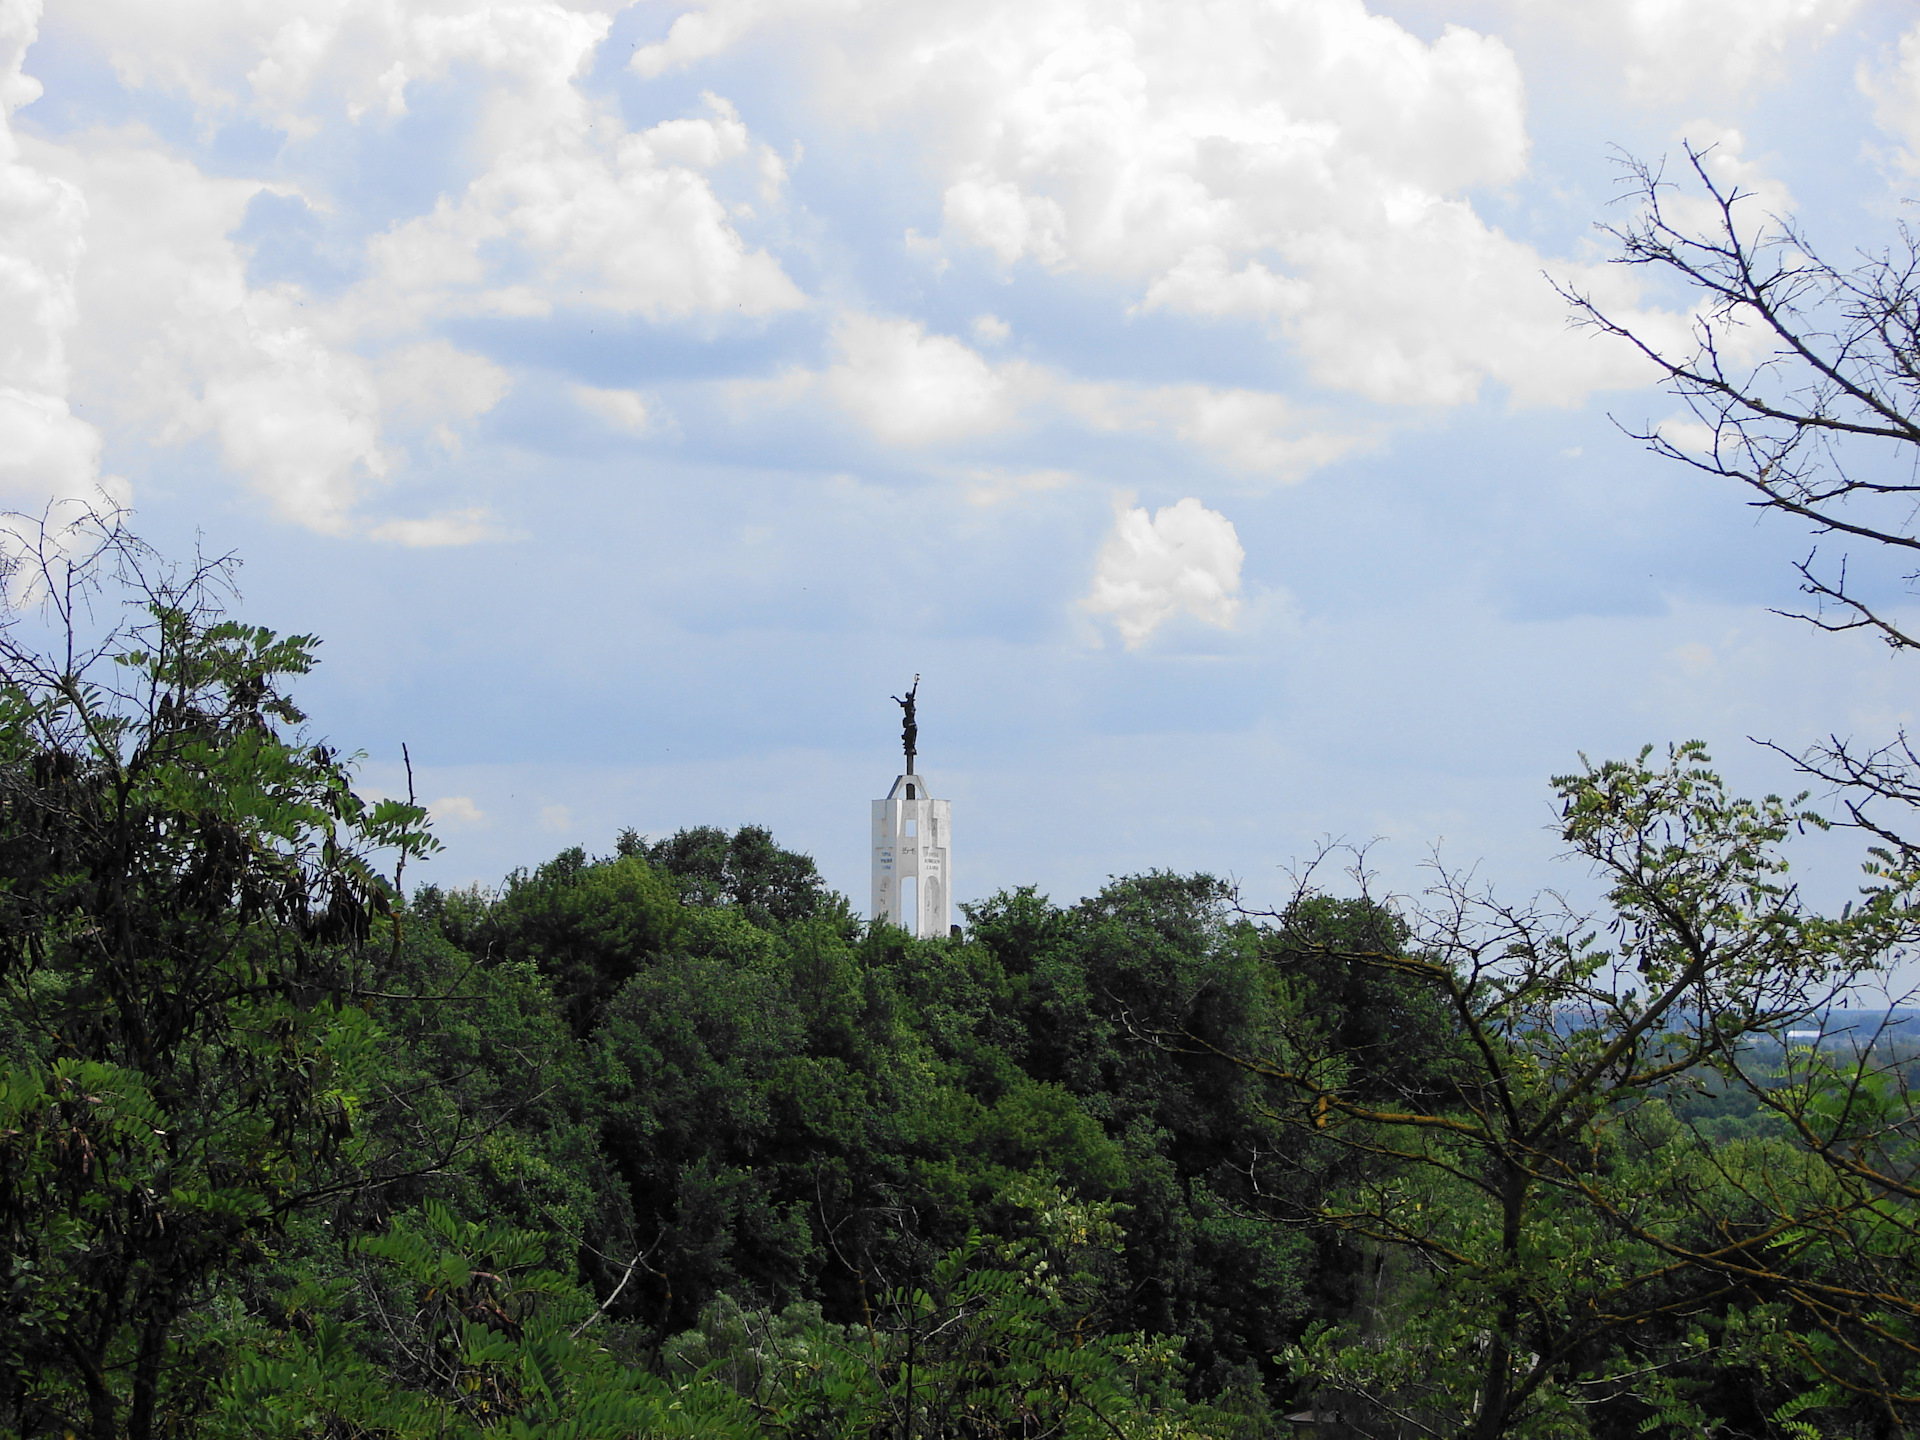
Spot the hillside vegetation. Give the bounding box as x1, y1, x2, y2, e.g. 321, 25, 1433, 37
7, 518, 1920, 1440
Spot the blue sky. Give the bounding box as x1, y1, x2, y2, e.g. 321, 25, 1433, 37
3, 0, 1918, 918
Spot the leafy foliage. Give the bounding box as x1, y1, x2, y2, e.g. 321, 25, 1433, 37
1225, 745, 1920, 1438
14, 514, 1920, 1440
0, 512, 435, 1440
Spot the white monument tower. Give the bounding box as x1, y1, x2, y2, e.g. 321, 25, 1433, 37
872, 676, 952, 937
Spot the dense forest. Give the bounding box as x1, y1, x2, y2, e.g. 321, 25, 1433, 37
5, 514, 1920, 1440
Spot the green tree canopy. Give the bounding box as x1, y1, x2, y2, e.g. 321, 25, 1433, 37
0, 510, 436, 1440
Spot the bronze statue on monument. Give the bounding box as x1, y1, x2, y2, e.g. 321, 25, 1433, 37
892, 674, 920, 774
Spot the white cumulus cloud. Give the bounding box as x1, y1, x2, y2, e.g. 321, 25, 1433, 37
427, 793, 487, 826
1528, 0, 1863, 105
1652, 123, 1796, 251
758, 311, 1361, 479
575, 384, 656, 434
1654, 412, 1718, 456
24, 133, 404, 533
971, 312, 1010, 345
822, 313, 1019, 445
368, 507, 516, 547
1084, 496, 1244, 648
1058, 381, 1365, 478
634, 0, 1668, 409
14, 0, 799, 534
377, 340, 513, 435
55, 0, 622, 135
0, 0, 106, 509
358, 90, 803, 325
1862, 17, 1920, 175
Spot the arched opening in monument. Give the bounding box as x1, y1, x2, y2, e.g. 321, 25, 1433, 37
906, 784, 916, 798
900, 876, 918, 934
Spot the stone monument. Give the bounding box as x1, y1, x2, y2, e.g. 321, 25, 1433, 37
872, 676, 951, 937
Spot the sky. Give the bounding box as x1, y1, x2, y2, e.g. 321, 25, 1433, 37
3, 0, 1920, 922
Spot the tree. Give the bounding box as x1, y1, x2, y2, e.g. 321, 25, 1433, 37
1172, 745, 1920, 1435
0, 508, 438, 1440
965, 874, 1319, 1406
480, 846, 685, 1037
1564, 146, 1920, 851
1567, 144, 1920, 655
655, 1187, 1243, 1440
1548, 158, 1920, 1430
634, 824, 835, 928
211, 1196, 763, 1440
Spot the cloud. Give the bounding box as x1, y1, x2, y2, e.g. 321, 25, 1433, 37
58, 0, 621, 135
1862, 18, 1920, 174
55, 0, 810, 320
0, 390, 105, 508
15, 2, 797, 533
1654, 412, 1717, 455
971, 313, 1010, 345
57, 0, 809, 318
358, 91, 804, 324
1083, 496, 1244, 648
1059, 381, 1367, 477
368, 507, 516, 547
574, 384, 656, 434
378, 341, 513, 437
1551, 0, 1863, 105
634, 0, 790, 79
22, 132, 398, 532
13, 128, 517, 536
0, 0, 106, 509
955, 464, 1076, 506
822, 313, 1019, 445
1140, 251, 1311, 325
634, 0, 1671, 409
427, 794, 487, 826
758, 311, 1362, 479
1654, 123, 1796, 249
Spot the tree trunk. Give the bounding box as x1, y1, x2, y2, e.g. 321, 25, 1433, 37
61, 1331, 116, 1440
128, 1309, 171, 1440
1466, 1166, 1528, 1440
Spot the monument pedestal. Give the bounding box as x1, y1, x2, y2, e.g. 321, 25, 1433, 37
872, 773, 951, 938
